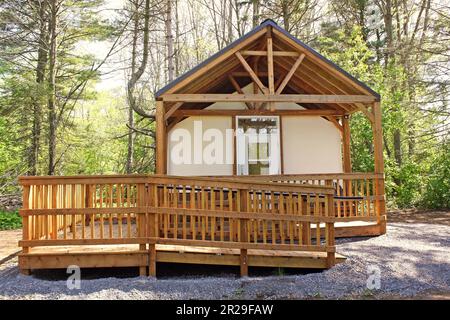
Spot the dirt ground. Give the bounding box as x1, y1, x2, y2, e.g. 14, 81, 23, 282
0, 229, 21, 264
0, 209, 448, 300
387, 209, 450, 226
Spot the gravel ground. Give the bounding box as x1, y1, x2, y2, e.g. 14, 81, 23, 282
0, 219, 449, 300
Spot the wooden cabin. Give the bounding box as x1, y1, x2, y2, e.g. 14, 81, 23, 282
18, 20, 386, 277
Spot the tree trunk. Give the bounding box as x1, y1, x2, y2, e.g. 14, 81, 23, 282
252, 0, 259, 28
47, 0, 58, 175
29, 0, 48, 176
127, 0, 152, 119
175, 0, 180, 76
125, 0, 140, 174
393, 128, 402, 166
166, 0, 174, 83
382, 0, 394, 65
227, 0, 233, 44
282, 0, 290, 32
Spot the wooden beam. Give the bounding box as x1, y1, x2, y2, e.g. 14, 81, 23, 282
164, 102, 183, 121
276, 54, 305, 94
267, 37, 275, 111
228, 75, 254, 109
326, 116, 343, 134
355, 103, 374, 123
253, 57, 264, 110
232, 71, 268, 77
171, 109, 345, 117
372, 101, 386, 223
267, 38, 275, 95
235, 51, 268, 94
162, 94, 376, 104
155, 101, 166, 174
342, 116, 352, 172
241, 50, 300, 57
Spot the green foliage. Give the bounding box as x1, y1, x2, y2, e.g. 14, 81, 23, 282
0, 3, 447, 211
0, 210, 21, 230
421, 141, 450, 209
315, 25, 449, 209
55, 90, 129, 175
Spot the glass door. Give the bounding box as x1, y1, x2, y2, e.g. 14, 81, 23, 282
236, 116, 281, 175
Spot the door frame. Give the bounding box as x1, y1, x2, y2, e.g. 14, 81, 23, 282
234, 115, 282, 175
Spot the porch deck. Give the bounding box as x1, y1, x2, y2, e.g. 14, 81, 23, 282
18, 173, 385, 276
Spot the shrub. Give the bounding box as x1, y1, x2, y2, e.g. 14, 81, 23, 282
0, 210, 22, 230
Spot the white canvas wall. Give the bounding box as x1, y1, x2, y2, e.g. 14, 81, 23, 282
167, 85, 343, 176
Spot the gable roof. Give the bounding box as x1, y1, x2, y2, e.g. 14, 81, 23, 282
156, 19, 379, 111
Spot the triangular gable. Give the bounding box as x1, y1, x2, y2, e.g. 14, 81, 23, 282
156, 19, 379, 101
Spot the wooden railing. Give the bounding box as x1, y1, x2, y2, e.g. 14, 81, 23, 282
19, 175, 337, 275
203, 173, 386, 223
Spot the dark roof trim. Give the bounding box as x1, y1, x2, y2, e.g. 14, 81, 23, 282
155, 20, 380, 100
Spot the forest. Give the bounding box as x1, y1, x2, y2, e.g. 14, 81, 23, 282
0, 0, 449, 210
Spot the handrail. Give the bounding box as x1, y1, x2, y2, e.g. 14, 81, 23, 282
200, 172, 384, 180
18, 174, 334, 194
197, 172, 385, 222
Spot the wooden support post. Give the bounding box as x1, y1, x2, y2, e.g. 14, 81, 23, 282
22, 186, 30, 252
149, 243, 156, 277
136, 183, 147, 276
267, 31, 275, 111
20, 185, 31, 275
342, 115, 352, 206
372, 101, 386, 232
240, 249, 248, 277
147, 184, 157, 277
156, 100, 166, 174
51, 185, 58, 239
342, 116, 352, 173
84, 184, 91, 231
326, 222, 335, 268
325, 192, 335, 268
239, 189, 249, 277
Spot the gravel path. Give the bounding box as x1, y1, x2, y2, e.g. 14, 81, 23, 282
0, 220, 449, 300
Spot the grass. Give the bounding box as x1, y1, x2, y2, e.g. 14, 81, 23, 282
273, 267, 286, 276
0, 210, 22, 230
